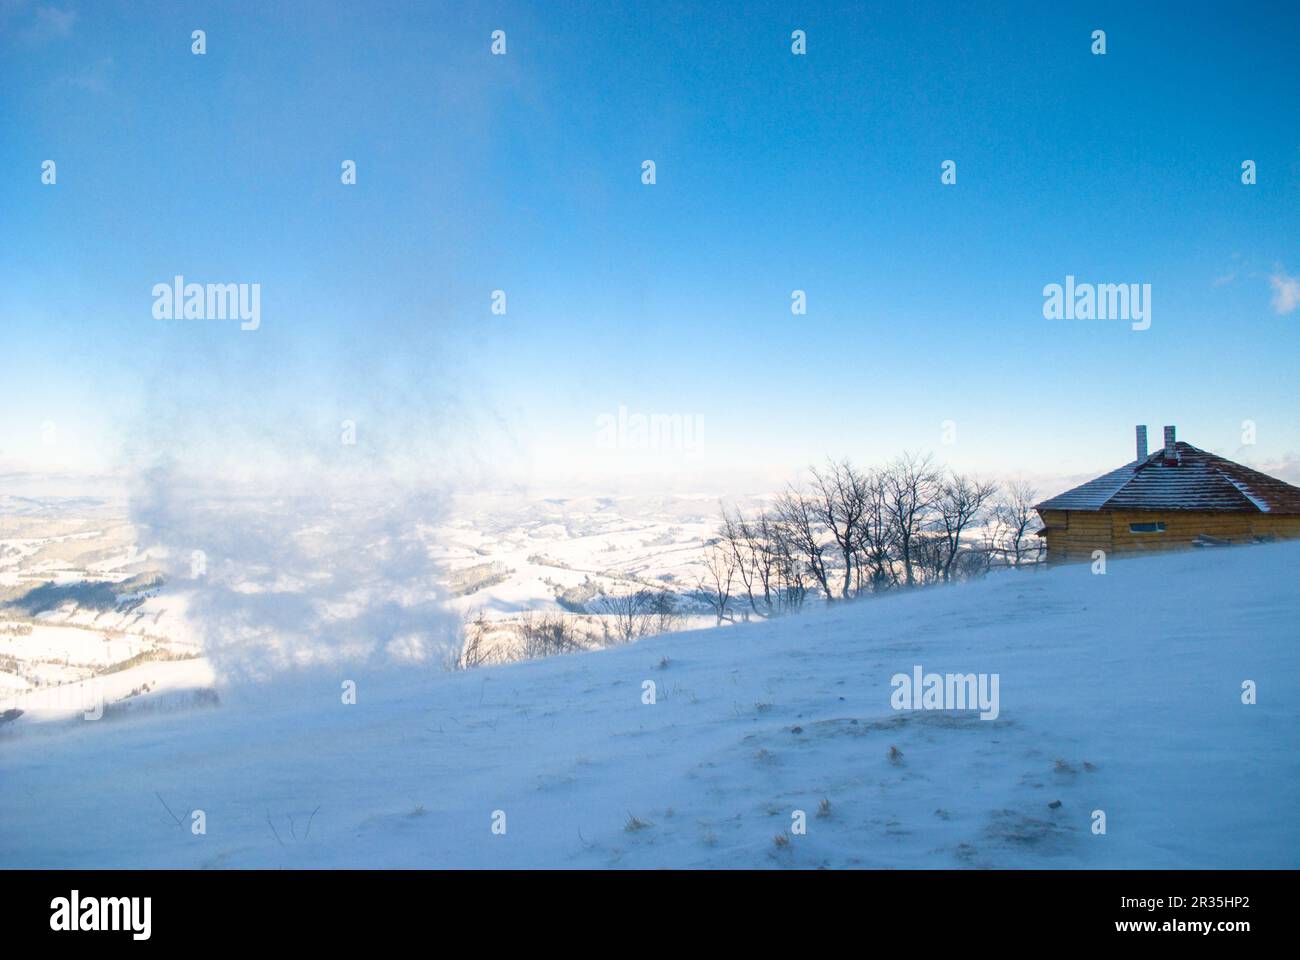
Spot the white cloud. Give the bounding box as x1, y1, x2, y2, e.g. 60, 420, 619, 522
58, 56, 113, 93
21, 4, 76, 41
1269, 270, 1300, 315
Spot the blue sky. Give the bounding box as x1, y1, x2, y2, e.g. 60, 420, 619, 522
2, 0, 1297, 493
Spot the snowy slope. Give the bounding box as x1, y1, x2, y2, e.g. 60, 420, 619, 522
432, 492, 729, 616
1, 541, 1296, 869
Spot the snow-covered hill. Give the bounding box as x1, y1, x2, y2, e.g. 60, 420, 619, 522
431, 492, 729, 616
1, 540, 1296, 868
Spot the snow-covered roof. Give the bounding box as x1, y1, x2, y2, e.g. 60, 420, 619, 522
1035, 442, 1300, 514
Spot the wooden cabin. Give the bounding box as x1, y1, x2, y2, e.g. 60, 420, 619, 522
1035, 425, 1300, 563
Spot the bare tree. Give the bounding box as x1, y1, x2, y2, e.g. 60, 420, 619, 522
774, 488, 833, 601
767, 516, 808, 611
748, 510, 781, 613
935, 473, 999, 581
912, 529, 947, 584
647, 589, 684, 634
882, 452, 941, 587
808, 460, 868, 599
696, 540, 738, 625
720, 508, 762, 619
517, 612, 585, 658
700, 452, 1023, 610
851, 468, 895, 593
974, 509, 1007, 575
454, 609, 496, 669
596, 589, 656, 645
445, 609, 498, 670
994, 479, 1041, 566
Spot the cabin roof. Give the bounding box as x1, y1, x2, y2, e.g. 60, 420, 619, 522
1035, 442, 1300, 514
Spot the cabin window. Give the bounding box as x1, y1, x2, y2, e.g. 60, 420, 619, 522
1129, 521, 1166, 533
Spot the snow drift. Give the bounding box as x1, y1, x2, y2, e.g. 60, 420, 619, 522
1, 539, 1296, 868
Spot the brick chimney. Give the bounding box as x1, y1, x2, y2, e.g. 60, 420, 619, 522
1135, 425, 1148, 462
1163, 425, 1177, 463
